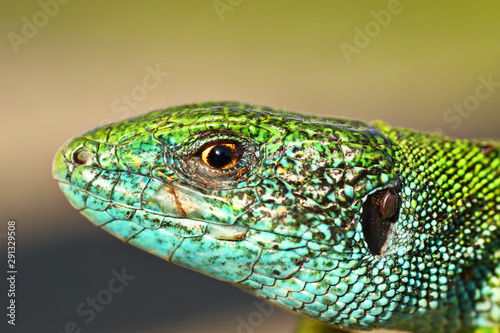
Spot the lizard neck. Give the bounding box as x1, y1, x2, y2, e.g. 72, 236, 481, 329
373, 121, 500, 329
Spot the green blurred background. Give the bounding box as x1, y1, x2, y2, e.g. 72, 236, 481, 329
1, 1, 499, 332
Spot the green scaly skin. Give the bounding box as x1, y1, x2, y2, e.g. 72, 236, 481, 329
52, 102, 500, 333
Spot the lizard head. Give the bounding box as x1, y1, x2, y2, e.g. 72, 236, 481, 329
53, 102, 407, 329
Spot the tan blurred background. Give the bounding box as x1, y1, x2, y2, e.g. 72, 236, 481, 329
1, 1, 499, 332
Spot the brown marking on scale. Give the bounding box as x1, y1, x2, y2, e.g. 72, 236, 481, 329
234, 167, 248, 181
152, 168, 178, 183
166, 183, 187, 217
229, 231, 247, 241
480, 143, 494, 155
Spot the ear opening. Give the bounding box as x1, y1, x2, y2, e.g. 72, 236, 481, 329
361, 187, 400, 255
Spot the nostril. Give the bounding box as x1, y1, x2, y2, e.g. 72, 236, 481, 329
72, 147, 91, 166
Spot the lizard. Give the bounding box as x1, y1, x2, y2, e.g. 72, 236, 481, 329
52, 101, 500, 333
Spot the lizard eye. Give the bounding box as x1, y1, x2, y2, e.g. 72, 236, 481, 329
174, 132, 259, 189
200, 140, 243, 170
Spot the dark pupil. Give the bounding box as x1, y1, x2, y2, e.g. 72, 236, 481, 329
207, 145, 234, 169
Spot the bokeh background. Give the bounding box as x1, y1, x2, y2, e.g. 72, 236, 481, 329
1, 1, 499, 332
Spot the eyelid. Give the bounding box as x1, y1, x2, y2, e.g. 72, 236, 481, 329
182, 131, 243, 154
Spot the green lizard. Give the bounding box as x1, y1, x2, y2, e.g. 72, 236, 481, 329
52, 102, 499, 333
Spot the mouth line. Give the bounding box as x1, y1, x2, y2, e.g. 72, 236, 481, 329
56, 179, 251, 241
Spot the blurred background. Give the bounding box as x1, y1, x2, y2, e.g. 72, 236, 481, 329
1, 1, 499, 332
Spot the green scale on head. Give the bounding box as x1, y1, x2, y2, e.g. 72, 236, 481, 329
53, 102, 500, 333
